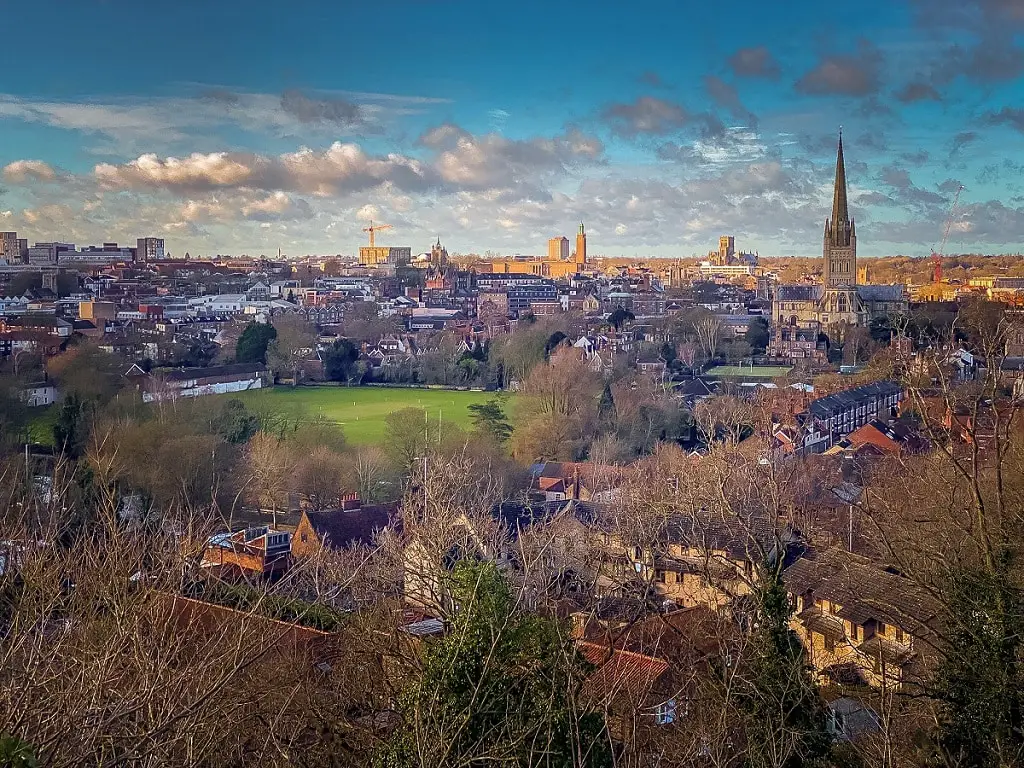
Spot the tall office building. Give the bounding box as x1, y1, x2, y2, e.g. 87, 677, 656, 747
547, 236, 570, 261
0, 232, 19, 263
136, 237, 165, 262
575, 222, 587, 266
27, 242, 74, 265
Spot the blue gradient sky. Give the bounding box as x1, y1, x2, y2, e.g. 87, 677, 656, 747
2, 0, 1024, 257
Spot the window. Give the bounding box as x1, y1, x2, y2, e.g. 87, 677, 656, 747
300, 532, 308, 542
824, 635, 835, 652
655, 699, 677, 725
655, 569, 666, 583
895, 627, 905, 644
877, 621, 887, 636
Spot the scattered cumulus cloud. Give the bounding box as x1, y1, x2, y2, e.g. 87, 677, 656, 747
984, 106, 1024, 132
895, 81, 942, 103
951, 131, 977, 154
728, 46, 781, 79
279, 89, 370, 130
3, 160, 57, 182
601, 96, 689, 137
703, 76, 757, 127
796, 42, 883, 97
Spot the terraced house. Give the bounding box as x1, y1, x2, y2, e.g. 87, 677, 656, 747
783, 548, 940, 689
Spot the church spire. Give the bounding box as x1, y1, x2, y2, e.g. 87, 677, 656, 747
831, 130, 849, 230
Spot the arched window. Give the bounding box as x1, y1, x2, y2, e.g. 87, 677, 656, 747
838, 293, 848, 312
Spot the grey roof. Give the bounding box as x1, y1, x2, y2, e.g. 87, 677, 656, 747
784, 548, 941, 636
161, 363, 266, 383
808, 381, 902, 419
856, 285, 905, 301
775, 285, 822, 302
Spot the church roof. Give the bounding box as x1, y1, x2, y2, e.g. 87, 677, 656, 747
775, 285, 823, 301
856, 285, 904, 301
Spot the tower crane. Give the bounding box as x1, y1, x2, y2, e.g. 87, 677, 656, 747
362, 221, 393, 248
931, 185, 964, 284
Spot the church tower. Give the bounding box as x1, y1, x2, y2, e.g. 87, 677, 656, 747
575, 222, 587, 266
820, 132, 862, 324
823, 133, 856, 288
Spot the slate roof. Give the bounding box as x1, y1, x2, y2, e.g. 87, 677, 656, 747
495, 498, 600, 535
675, 378, 719, 397
161, 362, 266, 383
808, 381, 902, 420
304, 503, 399, 549
660, 511, 794, 562
856, 285, 905, 302
775, 285, 823, 302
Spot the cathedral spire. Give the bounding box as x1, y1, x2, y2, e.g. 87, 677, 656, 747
831, 130, 849, 230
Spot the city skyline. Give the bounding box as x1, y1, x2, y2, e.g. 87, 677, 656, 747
3, 0, 1024, 257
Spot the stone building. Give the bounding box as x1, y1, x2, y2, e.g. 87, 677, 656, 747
771, 135, 908, 347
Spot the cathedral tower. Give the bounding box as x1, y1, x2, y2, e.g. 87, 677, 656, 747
820, 132, 862, 323
823, 133, 857, 288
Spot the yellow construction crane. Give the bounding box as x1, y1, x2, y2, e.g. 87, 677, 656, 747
362, 221, 393, 248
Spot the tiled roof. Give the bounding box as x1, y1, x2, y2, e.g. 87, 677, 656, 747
783, 548, 941, 638
305, 503, 399, 549
578, 641, 671, 703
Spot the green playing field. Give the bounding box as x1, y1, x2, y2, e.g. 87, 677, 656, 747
704, 365, 794, 379
236, 386, 511, 444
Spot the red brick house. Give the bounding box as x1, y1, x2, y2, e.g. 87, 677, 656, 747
292, 498, 399, 558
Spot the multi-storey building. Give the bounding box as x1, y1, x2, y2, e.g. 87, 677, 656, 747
0, 232, 20, 263
359, 246, 412, 266
548, 236, 570, 261
508, 282, 557, 317
27, 242, 74, 265
136, 237, 165, 262
784, 549, 939, 689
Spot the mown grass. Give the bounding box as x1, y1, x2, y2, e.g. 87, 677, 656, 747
236, 385, 513, 444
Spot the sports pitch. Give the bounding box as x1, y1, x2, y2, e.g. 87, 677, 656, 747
704, 365, 794, 379
237, 386, 509, 444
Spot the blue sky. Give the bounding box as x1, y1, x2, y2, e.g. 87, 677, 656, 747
2, 0, 1024, 258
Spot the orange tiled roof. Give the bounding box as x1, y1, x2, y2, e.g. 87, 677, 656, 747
578, 641, 670, 703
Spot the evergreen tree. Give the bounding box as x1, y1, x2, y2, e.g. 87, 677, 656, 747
323, 338, 360, 382
545, 331, 568, 356
733, 568, 832, 768
235, 322, 277, 364
607, 307, 634, 331
378, 562, 611, 768
471, 338, 487, 361
468, 399, 514, 445
931, 562, 1024, 768
597, 382, 616, 424
53, 393, 90, 458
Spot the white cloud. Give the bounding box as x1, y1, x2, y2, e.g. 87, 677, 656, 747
95, 152, 255, 190
3, 160, 57, 182
356, 204, 381, 221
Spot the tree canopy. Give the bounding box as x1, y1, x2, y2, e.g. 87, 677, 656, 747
378, 561, 611, 767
